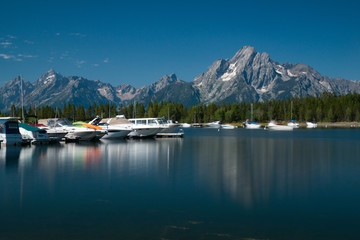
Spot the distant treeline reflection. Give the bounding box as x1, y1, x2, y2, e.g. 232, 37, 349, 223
2, 92, 360, 123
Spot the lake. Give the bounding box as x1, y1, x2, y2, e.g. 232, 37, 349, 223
1, 128, 360, 239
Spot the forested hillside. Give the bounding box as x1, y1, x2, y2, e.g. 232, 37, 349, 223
2, 92, 360, 123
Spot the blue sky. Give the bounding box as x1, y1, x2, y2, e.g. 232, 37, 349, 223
1, 0, 359, 87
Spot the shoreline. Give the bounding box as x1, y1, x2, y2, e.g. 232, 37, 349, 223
229, 121, 360, 128
300, 122, 360, 128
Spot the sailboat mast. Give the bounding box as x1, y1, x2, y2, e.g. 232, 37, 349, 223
251, 103, 253, 122
20, 75, 24, 123
291, 101, 293, 120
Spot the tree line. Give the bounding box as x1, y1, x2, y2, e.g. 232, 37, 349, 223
1, 92, 360, 123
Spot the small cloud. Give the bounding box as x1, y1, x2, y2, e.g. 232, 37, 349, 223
0, 42, 13, 48
17, 53, 37, 58
60, 51, 70, 60
24, 40, 34, 44
7, 35, 16, 39
1, 53, 37, 61
70, 33, 86, 37
93, 63, 99, 67
103, 58, 109, 63
76, 60, 86, 68
0, 53, 15, 60
48, 56, 54, 63
56, 33, 61, 36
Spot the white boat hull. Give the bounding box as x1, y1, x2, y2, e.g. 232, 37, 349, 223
205, 121, 221, 128
0, 133, 23, 146
267, 122, 293, 131
288, 122, 300, 128
101, 129, 132, 139
221, 124, 236, 129
65, 129, 97, 140
46, 129, 68, 141
306, 122, 318, 128
268, 126, 293, 131
160, 123, 180, 133
128, 127, 162, 138
245, 123, 262, 129
19, 128, 50, 144
267, 123, 294, 131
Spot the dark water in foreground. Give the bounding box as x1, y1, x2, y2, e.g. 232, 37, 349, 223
1, 128, 360, 240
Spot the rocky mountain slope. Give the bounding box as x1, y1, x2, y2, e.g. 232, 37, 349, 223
193, 46, 360, 103
1, 46, 359, 112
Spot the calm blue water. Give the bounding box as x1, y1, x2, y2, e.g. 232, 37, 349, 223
1, 128, 360, 239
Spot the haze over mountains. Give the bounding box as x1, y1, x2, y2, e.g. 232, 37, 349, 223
1, 46, 359, 112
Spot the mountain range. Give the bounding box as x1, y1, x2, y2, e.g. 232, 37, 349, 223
1, 46, 359, 112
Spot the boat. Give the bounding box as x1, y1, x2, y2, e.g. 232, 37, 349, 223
221, 124, 237, 129
287, 101, 299, 128
0, 117, 23, 146
306, 121, 318, 128
73, 121, 107, 140
33, 122, 68, 142
128, 117, 165, 137
23, 115, 66, 142
88, 116, 132, 139
266, 121, 293, 131
18, 122, 50, 144
181, 123, 191, 128
287, 120, 300, 128
39, 125, 67, 142
39, 118, 99, 141
205, 121, 221, 128
159, 118, 180, 133
244, 104, 262, 129
243, 119, 262, 129
99, 115, 162, 138
191, 123, 203, 128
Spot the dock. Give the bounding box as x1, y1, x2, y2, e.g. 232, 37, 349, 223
156, 132, 184, 138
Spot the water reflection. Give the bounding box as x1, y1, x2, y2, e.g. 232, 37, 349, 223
1, 138, 184, 179
192, 130, 360, 209
1, 130, 360, 210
